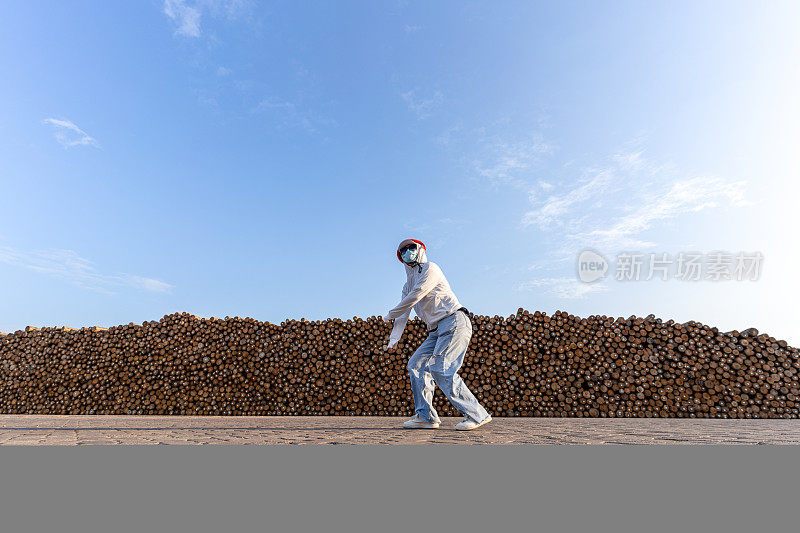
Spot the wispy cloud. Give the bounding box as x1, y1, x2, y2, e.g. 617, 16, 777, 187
516, 145, 751, 299
402, 217, 466, 250
162, 0, 254, 38
233, 74, 334, 135
612, 149, 645, 171
522, 167, 613, 228
571, 176, 749, 251
539, 166, 746, 257
401, 88, 443, 119
0, 246, 172, 295
163, 0, 202, 37
515, 277, 608, 299
437, 118, 553, 189
253, 96, 332, 133
522, 146, 750, 248
197, 94, 218, 107
434, 124, 462, 147
474, 135, 553, 189
437, 122, 751, 300
127, 276, 174, 293
42, 118, 99, 149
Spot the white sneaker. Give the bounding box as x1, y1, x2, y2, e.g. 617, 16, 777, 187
455, 415, 492, 431
402, 414, 440, 429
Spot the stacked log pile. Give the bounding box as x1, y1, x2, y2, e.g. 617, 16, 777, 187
1, 309, 798, 417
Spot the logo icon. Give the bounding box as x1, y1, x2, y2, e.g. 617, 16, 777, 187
577, 249, 608, 283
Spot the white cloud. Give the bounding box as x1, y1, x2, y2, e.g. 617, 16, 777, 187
162, 0, 255, 38
401, 89, 443, 119
210, 0, 254, 19
163, 0, 201, 37
127, 276, 174, 293
516, 277, 608, 299
522, 167, 613, 228
42, 118, 99, 149
401, 217, 465, 251
404, 24, 422, 33
436, 117, 553, 190
474, 137, 553, 189
254, 96, 295, 112
528, 180, 555, 202
253, 96, 319, 133
197, 94, 218, 107
612, 150, 644, 171
440, 125, 752, 296
0, 246, 172, 294
516, 145, 752, 297
434, 124, 462, 147
216, 66, 231, 76
519, 146, 752, 268
569, 175, 749, 252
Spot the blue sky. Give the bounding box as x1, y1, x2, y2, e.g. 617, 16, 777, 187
1, 1, 798, 344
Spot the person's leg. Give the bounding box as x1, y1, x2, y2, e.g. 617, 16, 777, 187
429, 312, 491, 423
406, 332, 441, 424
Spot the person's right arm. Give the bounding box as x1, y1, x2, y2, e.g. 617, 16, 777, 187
387, 311, 410, 351
386, 281, 411, 351
384, 263, 441, 321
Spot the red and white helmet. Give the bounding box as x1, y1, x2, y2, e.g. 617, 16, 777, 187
396, 238, 426, 265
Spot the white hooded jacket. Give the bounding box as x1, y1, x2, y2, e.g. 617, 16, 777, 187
384, 241, 463, 348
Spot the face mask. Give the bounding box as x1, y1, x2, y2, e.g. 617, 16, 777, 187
400, 246, 419, 264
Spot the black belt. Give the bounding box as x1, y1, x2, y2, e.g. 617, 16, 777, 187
428, 307, 470, 332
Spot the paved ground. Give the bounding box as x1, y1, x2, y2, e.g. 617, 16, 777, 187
2, 415, 800, 445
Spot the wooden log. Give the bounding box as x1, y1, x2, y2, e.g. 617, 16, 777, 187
0, 311, 798, 417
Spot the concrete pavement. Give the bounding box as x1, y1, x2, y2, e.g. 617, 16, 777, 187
2, 415, 800, 445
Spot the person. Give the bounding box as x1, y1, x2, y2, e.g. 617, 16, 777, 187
383, 238, 492, 431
